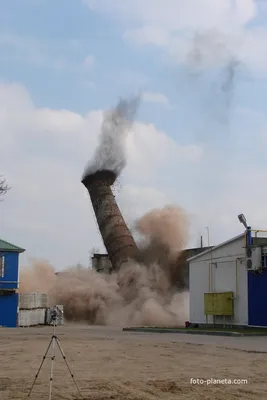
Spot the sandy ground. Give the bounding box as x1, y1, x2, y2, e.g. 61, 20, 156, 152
1, 324, 267, 400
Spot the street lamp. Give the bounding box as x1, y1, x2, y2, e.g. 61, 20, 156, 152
238, 213, 252, 247
238, 214, 248, 229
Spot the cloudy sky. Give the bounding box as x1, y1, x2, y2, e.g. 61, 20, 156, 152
1, 0, 267, 270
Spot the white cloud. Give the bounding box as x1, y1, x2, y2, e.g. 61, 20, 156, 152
123, 26, 169, 46
118, 185, 170, 228
1, 82, 267, 267
82, 54, 95, 70
238, 28, 267, 74
0, 82, 201, 269
84, 0, 255, 29
85, 0, 267, 75
142, 91, 169, 106
124, 121, 202, 183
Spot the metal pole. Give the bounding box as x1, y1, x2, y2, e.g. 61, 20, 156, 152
206, 227, 213, 278
48, 321, 57, 400
27, 337, 53, 398
206, 226, 213, 325
206, 226, 210, 248
55, 338, 82, 398
206, 227, 211, 290
206, 226, 215, 325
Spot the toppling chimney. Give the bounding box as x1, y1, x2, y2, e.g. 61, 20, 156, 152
82, 170, 139, 270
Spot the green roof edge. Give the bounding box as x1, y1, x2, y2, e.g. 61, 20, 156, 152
0, 238, 25, 253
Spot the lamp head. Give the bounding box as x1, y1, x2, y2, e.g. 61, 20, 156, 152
238, 213, 248, 229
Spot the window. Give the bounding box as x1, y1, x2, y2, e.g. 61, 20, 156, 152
0, 256, 4, 277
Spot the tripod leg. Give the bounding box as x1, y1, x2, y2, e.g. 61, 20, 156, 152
55, 337, 83, 398
49, 336, 57, 400
27, 337, 53, 398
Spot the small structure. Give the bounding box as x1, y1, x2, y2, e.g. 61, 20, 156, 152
0, 238, 25, 327
91, 253, 112, 274
188, 228, 267, 327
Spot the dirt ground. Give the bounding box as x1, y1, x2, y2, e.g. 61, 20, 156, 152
1, 324, 267, 400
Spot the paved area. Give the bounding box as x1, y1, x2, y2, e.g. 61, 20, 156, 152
1, 324, 267, 399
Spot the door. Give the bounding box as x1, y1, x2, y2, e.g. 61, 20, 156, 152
0, 293, 19, 327
248, 269, 267, 326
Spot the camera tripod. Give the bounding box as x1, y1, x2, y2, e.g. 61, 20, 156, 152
27, 317, 82, 400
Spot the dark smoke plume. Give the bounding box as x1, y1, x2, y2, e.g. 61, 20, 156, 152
82, 95, 140, 180
185, 29, 240, 125
218, 58, 239, 120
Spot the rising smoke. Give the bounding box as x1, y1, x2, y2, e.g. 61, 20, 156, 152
182, 28, 240, 201
19, 206, 189, 327
82, 95, 140, 179
186, 29, 240, 126
20, 95, 189, 327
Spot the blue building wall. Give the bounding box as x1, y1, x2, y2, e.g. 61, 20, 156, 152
0, 250, 20, 328
248, 269, 267, 327
0, 293, 19, 327
0, 251, 19, 290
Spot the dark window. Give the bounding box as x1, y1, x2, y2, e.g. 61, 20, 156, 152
0, 256, 5, 277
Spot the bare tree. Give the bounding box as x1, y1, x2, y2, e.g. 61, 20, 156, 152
0, 176, 10, 198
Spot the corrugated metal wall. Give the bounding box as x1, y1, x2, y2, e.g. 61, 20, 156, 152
189, 237, 248, 326
0, 293, 18, 327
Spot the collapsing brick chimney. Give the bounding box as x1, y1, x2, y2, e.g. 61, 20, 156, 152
82, 169, 139, 270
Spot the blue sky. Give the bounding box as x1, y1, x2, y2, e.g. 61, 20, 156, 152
1, 0, 267, 270
0, 0, 164, 112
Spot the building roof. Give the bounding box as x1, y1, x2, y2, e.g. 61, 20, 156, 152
0, 238, 25, 253
92, 253, 109, 259
187, 233, 244, 262
182, 246, 212, 255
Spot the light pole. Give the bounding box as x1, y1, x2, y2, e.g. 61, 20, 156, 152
206, 226, 213, 293
238, 213, 251, 246
206, 226, 210, 248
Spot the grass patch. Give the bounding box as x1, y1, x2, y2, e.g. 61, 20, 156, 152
123, 326, 267, 336
177, 326, 267, 334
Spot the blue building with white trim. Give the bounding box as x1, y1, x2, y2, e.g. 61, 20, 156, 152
188, 228, 267, 328
0, 238, 25, 327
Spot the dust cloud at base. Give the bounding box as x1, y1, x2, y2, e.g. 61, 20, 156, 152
19, 205, 190, 327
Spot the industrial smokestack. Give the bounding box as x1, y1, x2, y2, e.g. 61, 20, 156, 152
82, 169, 139, 270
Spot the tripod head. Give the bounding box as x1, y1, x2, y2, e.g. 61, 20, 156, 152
49, 306, 64, 326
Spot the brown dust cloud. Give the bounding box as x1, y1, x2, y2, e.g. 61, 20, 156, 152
19, 96, 190, 327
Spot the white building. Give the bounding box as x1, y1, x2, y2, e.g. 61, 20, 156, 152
188, 230, 267, 327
